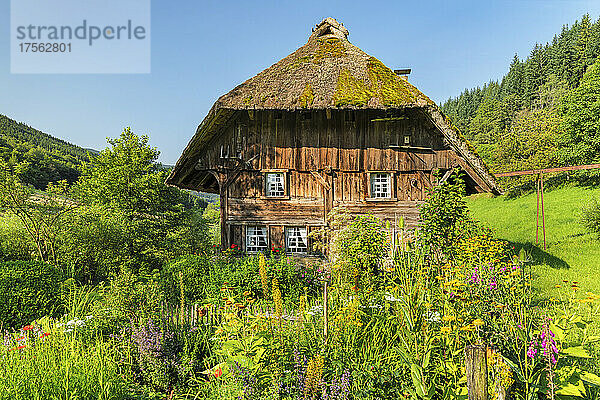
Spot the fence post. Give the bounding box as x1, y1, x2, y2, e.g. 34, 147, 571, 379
465, 345, 488, 400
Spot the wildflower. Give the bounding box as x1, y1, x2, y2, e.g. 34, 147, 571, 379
527, 341, 538, 358
472, 319, 484, 327
424, 311, 440, 322
304, 354, 324, 397
440, 326, 452, 334
272, 277, 283, 319
214, 366, 223, 378
460, 325, 475, 332
17, 345, 26, 350
259, 253, 269, 299
22, 325, 33, 331
442, 315, 456, 322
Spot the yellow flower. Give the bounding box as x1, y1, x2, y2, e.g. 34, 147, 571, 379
440, 326, 452, 334
472, 319, 484, 327
442, 315, 456, 322
424, 302, 433, 309
460, 325, 475, 332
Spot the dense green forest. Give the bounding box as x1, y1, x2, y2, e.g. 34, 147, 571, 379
0, 114, 93, 189
442, 14, 600, 192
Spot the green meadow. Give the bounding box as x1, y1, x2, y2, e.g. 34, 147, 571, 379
466, 185, 600, 296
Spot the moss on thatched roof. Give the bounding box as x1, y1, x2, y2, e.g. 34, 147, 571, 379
214, 17, 434, 110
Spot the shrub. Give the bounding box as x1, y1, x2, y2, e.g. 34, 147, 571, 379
93, 271, 163, 331
582, 197, 600, 237
317, 209, 388, 290
332, 213, 388, 275
0, 260, 64, 328
416, 170, 483, 263
161, 254, 211, 305
0, 214, 34, 262
56, 205, 129, 283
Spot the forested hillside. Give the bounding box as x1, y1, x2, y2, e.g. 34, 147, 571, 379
0, 114, 92, 189
442, 14, 600, 192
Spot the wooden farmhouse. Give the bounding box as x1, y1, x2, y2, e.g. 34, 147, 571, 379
166, 17, 499, 253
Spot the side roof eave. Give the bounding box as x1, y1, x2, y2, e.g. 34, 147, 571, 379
165, 104, 237, 188
424, 106, 501, 195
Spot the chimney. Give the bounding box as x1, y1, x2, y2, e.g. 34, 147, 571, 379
394, 68, 411, 80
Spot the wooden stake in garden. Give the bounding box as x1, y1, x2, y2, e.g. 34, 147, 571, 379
323, 260, 329, 342
465, 345, 488, 400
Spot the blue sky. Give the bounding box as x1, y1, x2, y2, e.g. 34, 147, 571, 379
1, 0, 600, 164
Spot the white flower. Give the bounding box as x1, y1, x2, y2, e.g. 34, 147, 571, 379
424, 311, 441, 322
384, 292, 402, 302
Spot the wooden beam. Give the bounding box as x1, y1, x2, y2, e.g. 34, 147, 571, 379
218, 172, 228, 250
417, 170, 432, 188
310, 171, 331, 190
495, 163, 600, 177
438, 169, 454, 184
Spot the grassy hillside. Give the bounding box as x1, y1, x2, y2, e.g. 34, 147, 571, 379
466, 186, 600, 296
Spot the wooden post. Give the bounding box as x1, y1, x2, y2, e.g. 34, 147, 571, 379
540, 173, 546, 250
323, 279, 328, 341
465, 345, 488, 400
536, 174, 540, 245
219, 172, 228, 251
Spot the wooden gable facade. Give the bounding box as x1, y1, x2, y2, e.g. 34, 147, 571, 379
166, 18, 499, 253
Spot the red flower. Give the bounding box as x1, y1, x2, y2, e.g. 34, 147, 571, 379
40, 332, 50, 338
17, 345, 26, 350
230, 244, 237, 249
16, 336, 25, 341
214, 366, 223, 378
22, 325, 33, 331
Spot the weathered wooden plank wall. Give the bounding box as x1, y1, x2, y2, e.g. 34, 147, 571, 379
188, 109, 484, 248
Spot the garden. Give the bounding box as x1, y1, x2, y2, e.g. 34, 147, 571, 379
1, 129, 600, 400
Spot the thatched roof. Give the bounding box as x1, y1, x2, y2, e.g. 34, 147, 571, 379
166, 17, 500, 194
215, 17, 434, 110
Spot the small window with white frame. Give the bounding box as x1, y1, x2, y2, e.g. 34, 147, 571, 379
246, 226, 268, 252
370, 173, 392, 198
285, 226, 308, 254
265, 172, 285, 197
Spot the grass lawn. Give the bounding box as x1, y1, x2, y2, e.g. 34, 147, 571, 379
465, 185, 600, 297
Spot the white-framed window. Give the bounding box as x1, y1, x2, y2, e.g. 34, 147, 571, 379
285, 226, 308, 254
246, 226, 268, 252
265, 172, 285, 197
370, 173, 392, 198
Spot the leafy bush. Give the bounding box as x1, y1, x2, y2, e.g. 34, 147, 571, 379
582, 197, 600, 237
332, 213, 388, 275
416, 170, 483, 262
0, 260, 64, 328
0, 214, 34, 262
93, 271, 163, 332
56, 206, 129, 283
161, 254, 211, 305
161, 253, 321, 307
